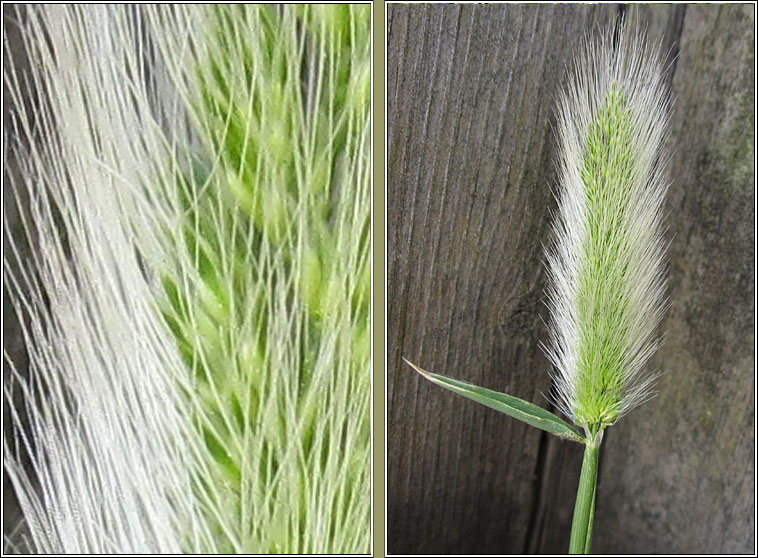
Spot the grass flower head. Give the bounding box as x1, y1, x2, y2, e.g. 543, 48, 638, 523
3, 4, 370, 554
544, 27, 670, 439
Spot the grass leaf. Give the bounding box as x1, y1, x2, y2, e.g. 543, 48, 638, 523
404, 358, 585, 443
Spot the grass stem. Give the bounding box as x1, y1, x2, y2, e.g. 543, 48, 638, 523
569, 439, 600, 554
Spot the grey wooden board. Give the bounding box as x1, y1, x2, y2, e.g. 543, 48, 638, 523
387, 3, 755, 555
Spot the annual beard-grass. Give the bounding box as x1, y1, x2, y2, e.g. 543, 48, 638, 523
405, 25, 670, 554
3, 4, 370, 554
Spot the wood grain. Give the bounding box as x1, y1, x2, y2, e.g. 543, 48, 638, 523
387, 3, 755, 554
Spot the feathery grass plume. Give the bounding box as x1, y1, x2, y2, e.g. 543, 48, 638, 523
405, 24, 670, 553
544, 26, 670, 440
3, 4, 370, 554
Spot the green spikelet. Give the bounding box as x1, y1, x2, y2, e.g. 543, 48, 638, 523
546, 31, 670, 440
159, 5, 371, 553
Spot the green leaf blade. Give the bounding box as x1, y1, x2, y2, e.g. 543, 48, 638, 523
404, 358, 585, 443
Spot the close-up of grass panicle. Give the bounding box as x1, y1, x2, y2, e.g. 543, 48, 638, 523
405, 24, 670, 554
3, 4, 370, 554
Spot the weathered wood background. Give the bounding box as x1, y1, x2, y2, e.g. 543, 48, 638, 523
387, 4, 754, 554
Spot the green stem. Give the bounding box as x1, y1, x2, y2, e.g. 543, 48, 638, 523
569, 438, 600, 554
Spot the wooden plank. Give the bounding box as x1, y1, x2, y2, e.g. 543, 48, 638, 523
585, 4, 755, 554
387, 4, 618, 554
